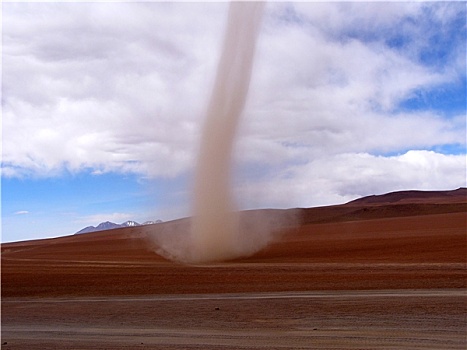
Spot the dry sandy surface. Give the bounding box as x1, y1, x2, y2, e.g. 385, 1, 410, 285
2, 189, 466, 349
3, 290, 465, 349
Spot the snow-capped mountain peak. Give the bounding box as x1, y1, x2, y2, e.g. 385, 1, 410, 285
121, 220, 139, 227
75, 219, 162, 234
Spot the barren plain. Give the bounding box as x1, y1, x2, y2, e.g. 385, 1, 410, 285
2, 188, 466, 349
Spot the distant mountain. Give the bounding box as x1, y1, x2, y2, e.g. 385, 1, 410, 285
121, 220, 140, 227
75, 220, 162, 234
75, 226, 98, 234
142, 220, 163, 225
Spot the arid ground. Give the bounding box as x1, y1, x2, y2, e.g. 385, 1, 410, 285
2, 188, 466, 349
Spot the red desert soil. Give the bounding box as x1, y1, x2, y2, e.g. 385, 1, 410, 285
2, 188, 466, 349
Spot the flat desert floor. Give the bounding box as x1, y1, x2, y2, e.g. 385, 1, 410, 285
2, 189, 466, 349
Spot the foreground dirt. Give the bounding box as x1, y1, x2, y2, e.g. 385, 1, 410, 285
2, 191, 466, 349
3, 290, 465, 349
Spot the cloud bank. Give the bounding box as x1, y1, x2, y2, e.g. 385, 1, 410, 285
3, 2, 466, 209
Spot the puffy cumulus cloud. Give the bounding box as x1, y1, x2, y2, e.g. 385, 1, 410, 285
231, 2, 465, 208
240, 2, 464, 163
235, 151, 466, 209
3, 2, 465, 208
3, 2, 226, 178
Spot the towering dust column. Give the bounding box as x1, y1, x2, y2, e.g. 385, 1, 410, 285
191, 2, 264, 263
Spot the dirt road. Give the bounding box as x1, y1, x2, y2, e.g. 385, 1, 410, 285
2, 290, 465, 349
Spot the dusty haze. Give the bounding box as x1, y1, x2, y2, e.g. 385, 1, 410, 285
191, 2, 265, 263
153, 3, 265, 263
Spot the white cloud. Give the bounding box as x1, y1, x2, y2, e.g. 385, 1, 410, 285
235, 150, 466, 210
2, 2, 465, 209
14, 210, 29, 215
3, 2, 227, 178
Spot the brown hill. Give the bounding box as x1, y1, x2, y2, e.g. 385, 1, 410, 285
347, 187, 467, 205
2, 189, 466, 298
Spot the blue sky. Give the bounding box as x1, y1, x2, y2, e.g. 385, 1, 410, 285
2, 173, 154, 241
2, 2, 466, 243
